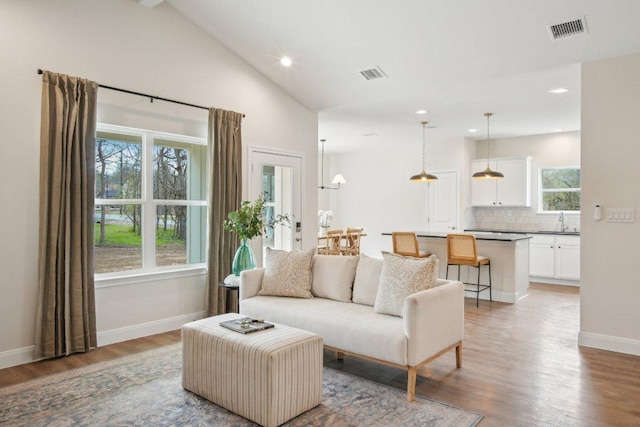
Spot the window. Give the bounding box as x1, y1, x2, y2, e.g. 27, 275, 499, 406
539, 167, 580, 212
94, 124, 207, 276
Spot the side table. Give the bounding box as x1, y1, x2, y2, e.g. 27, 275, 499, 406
219, 274, 240, 313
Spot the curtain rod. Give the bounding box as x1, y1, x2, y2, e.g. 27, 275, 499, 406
37, 69, 245, 117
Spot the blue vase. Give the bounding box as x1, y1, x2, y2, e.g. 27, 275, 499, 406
232, 239, 256, 276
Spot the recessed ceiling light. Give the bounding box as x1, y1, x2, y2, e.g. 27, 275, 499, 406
548, 88, 568, 94
415, 109, 427, 115
280, 56, 292, 67
468, 129, 478, 133
550, 128, 563, 132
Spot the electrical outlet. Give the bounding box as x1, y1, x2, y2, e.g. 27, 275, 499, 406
605, 208, 635, 223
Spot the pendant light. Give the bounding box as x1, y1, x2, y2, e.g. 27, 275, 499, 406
472, 112, 504, 179
318, 139, 346, 190
410, 121, 438, 182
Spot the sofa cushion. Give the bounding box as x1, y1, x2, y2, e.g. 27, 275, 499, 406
258, 247, 315, 298
312, 255, 359, 302
240, 295, 408, 365
352, 254, 383, 306
374, 252, 438, 317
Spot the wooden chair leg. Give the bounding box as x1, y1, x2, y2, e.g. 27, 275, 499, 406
407, 366, 417, 402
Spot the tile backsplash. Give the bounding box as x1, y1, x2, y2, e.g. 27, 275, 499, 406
466, 207, 580, 233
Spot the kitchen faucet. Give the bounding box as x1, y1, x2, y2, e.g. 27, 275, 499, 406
559, 212, 569, 232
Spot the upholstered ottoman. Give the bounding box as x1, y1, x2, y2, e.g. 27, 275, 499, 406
182, 313, 323, 427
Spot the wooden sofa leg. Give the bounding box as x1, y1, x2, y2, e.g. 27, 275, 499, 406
456, 342, 462, 368
337, 351, 344, 361
407, 367, 417, 402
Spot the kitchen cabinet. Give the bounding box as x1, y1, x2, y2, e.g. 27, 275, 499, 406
528, 234, 580, 282
471, 157, 532, 207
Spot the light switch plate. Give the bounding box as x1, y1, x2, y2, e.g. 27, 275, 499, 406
605, 208, 635, 223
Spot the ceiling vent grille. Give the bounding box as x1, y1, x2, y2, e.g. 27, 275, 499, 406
547, 17, 588, 40
358, 66, 388, 81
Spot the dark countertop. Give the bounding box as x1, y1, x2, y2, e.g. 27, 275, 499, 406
464, 228, 580, 236
383, 231, 531, 242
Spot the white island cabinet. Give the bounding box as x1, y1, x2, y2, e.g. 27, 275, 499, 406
528, 234, 580, 285
387, 232, 531, 304
471, 157, 532, 207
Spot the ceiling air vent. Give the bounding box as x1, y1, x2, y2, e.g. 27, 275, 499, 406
547, 17, 588, 41
358, 66, 388, 81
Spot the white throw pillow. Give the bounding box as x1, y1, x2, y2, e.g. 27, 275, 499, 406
373, 252, 438, 317
352, 253, 383, 306
258, 247, 315, 298
311, 255, 359, 302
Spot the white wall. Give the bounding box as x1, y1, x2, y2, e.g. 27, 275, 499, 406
325, 137, 476, 256
580, 52, 640, 355
0, 0, 318, 368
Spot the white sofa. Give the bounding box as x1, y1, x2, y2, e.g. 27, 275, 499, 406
239, 253, 464, 401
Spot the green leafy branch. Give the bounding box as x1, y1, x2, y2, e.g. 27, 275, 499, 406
223, 195, 292, 241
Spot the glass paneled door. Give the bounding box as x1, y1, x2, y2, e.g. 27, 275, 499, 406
250, 149, 302, 267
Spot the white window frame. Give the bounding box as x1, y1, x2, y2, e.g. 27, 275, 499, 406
94, 123, 207, 287
538, 166, 581, 213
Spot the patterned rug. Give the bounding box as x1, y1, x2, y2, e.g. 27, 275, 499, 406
0, 344, 482, 426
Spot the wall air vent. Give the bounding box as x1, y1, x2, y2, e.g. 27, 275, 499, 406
547, 17, 588, 41
358, 66, 388, 81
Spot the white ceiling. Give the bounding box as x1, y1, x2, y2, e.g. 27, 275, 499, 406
165, 0, 640, 153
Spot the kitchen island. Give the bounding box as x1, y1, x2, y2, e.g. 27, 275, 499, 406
383, 231, 531, 304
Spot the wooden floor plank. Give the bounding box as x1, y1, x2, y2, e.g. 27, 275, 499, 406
2, 285, 639, 426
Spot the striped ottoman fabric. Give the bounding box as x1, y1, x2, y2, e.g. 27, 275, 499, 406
182, 313, 323, 427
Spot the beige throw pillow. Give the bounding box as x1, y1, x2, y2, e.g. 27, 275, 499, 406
352, 253, 383, 306
311, 255, 359, 302
258, 247, 315, 298
373, 252, 438, 317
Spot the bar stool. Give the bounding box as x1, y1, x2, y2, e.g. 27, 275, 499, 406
445, 233, 492, 307
391, 232, 431, 258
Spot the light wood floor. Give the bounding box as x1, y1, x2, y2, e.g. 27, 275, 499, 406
2, 283, 639, 426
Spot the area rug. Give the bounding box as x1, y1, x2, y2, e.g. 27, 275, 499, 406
0, 344, 482, 427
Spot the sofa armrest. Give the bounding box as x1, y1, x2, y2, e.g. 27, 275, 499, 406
402, 280, 464, 366
239, 268, 265, 301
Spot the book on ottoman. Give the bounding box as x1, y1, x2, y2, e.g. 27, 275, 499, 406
220, 317, 274, 334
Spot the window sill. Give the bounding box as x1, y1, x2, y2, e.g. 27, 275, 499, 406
95, 264, 207, 289
536, 211, 580, 215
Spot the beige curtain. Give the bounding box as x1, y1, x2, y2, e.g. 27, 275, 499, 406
206, 108, 244, 316
35, 71, 98, 359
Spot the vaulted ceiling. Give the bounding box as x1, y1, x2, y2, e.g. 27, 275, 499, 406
162, 0, 640, 152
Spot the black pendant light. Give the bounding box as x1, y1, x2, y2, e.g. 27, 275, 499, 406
472, 112, 504, 179
410, 121, 438, 182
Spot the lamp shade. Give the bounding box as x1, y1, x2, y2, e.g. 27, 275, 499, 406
472, 167, 504, 179
331, 174, 347, 185
410, 171, 438, 182
472, 112, 504, 179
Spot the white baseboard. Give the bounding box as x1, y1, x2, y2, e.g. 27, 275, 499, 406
0, 312, 205, 369
529, 276, 580, 287
578, 331, 640, 356
97, 311, 205, 346
0, 346, 35, 370
464, 289, 518, 304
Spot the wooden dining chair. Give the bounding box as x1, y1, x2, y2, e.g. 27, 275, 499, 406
341, 227, 363, 256
317, 229, 343, 255
391, 232, 431, 258
445, 233, 492, 307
